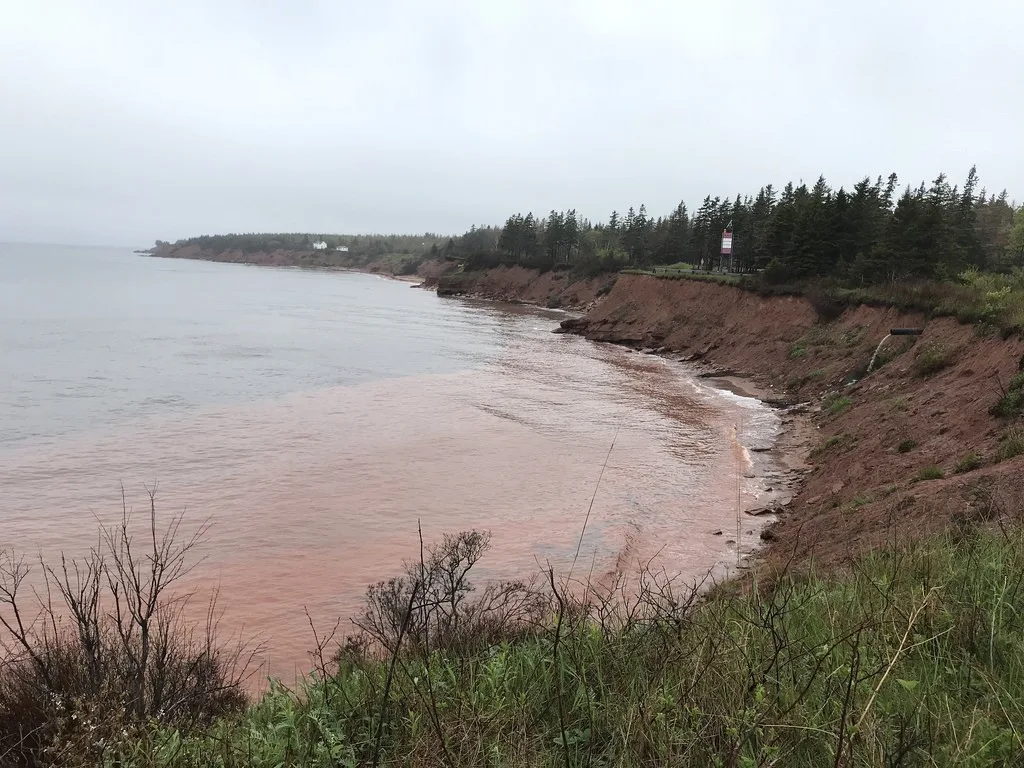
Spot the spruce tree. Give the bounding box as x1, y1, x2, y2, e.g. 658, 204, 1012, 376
564, 209, 580, 264
1010, 207, 1024, 264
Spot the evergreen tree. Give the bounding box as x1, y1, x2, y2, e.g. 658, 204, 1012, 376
876, 187, 932, 280
656, 201, 690, 264
785, 176, 834, 277
748, 186, 776, 271
1009, 207, 1024, 265
483, 166, 1012, 281
763, 184, 798, 279
544, 210, 565, 263
689, 196, 722, 269
564, 209, 580, 264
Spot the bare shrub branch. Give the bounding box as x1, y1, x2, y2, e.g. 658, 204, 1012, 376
0, 492, 254, 766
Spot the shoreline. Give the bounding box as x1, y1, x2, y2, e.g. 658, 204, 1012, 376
433, 285, 816, 573
146, 248, 816, 573
629, 348, 815, 563
693, 371, 815, 514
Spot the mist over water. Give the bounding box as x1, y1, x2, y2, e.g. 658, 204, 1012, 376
0, 243, 778, 679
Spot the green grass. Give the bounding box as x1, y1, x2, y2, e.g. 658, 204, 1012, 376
990, 373, 1024, 419
790, 325, 841, 360
823, 393, 853, 417
897, 439, 918, 453
912, 341, 953, 377
104, 527, 1024, 767
834, 269, 1024, 336
846, 494, 873, 511
626, 269, 1024, 337
913, 465, 945, 482
996, 427, 1024, 463
955, 452, 985, 474
622, 268, 743, 286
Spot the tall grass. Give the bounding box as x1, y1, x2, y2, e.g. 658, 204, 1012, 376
630, 267, 1024, 334
93, 522, 1024, 767
832, 269, 1024, 334
621, 267, 743, 286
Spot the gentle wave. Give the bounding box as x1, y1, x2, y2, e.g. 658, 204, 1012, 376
0, 244, 780, 680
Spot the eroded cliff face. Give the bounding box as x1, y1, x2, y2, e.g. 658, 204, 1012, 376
435, 266, 616, 310
426, 265, 1024, 569
563, 273, 1024, 571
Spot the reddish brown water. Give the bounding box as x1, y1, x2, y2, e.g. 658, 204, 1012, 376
0, 246, 780, 683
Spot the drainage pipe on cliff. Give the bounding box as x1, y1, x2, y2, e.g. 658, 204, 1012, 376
867, 328, 924, 374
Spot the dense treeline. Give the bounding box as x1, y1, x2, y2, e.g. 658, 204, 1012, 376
169, 232, 447, 260
165, 168, 1024, 286
449, 168, 1024, 283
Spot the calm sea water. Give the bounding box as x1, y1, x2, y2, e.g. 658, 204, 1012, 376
0, 243, 778, 679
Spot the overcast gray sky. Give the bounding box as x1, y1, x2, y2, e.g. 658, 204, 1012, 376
1, 0, 1021, 246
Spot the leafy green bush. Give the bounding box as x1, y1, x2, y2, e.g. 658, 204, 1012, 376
574, 250, 628, 278
991, 389, 1024, 419
806, 285, 847, 322
959, 268, 1024, 324
912, 341, 953, 377
912, 466, 945, 482
990, 373, 1024, 419
833, 271, 1024, 335
823, 393, 852, 416
955, 452, 984, 473
996, 428, 1024, 463
898, 439, 918, 453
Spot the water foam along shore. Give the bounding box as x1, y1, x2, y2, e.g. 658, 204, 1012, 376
428, 276, 818, 579
649, 349, 815, 574
476, 323, 814, 583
